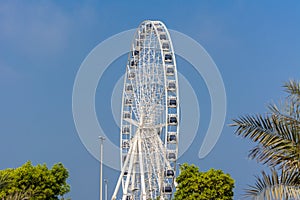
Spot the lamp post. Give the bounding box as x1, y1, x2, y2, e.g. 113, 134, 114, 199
99, 136, 106, 200
104, 178, 108, 200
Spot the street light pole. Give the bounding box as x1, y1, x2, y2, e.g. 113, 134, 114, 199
104, 178, 108, 200
99, 136, 106, 200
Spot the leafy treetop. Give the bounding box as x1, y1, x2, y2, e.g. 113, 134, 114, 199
174, 163, 234, 200
0, 161, 70, 200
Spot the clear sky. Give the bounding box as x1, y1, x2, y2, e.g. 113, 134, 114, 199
0, 1, 299, 199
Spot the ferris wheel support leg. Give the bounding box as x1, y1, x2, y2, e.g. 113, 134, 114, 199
122, 137, 138, 200
112, 137, 137, 200
130, 160, 136, 194
154, 137, 162, 194
130, 146, 138, 194
147, 143, 155, 196
138, 137, 147, 200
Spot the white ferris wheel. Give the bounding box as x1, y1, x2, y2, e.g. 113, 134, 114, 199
112, 20, 180, 200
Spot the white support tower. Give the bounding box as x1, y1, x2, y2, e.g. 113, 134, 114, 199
112, 20, 180, 200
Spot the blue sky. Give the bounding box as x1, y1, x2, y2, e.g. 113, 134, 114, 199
0, 1, 300, 199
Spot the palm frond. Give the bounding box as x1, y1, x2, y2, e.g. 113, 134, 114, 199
284, 80, 300, 101
268, 103, 300, 129
231, 114, 300, 171
244, 169, 300, 200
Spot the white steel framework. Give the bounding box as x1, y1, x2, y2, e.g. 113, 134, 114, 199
112, 20, 179, 200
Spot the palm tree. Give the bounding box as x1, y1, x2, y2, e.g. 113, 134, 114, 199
231, 80, 300, 200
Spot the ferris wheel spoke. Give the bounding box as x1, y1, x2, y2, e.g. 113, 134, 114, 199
124, 118, 139, 127
146, 88, 165, 122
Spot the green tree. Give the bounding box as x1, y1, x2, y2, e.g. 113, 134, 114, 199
174, 163, 234, 200
0, 161, 70, 200
231, 80, 300, 199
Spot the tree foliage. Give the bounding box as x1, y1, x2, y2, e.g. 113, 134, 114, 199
231, 80, 300, 199
0, 173, 10, 191
0, 161, 70, 200
174, 163, 234, 200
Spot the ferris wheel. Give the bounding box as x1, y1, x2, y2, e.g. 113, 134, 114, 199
112, 20, 180, 200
